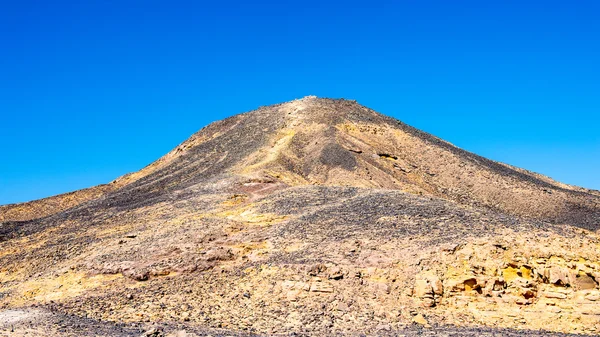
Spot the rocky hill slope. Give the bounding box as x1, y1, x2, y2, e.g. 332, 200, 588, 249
1, 97, 599, 336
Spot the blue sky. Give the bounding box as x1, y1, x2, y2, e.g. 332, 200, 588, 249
1, 1, 599, 205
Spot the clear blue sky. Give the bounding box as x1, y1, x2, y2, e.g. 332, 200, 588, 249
1, 1, 599, 205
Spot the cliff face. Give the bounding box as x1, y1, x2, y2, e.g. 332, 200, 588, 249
1, 97, 599, 336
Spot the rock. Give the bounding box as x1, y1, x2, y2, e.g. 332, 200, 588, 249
548, 306, 562, 313
414, 279, 432, 298
576, 303, 600, 315
125, 270, 150, 282
518, 288, 536, 301
432, 278, 443, 295
285, 289, 300, 301
575, 273, 598, 290
414, 273, 443, 307
204, 247, 234, 262
375, 323, 391, 331
463, 278, 480, 292
515, 297, 533, 305
544, 291, 568, 299
483, 278, 505, 296
374, 282, 391, 294
143, 326, 164, 337
412, 313, 431, 327
548, 267, 570, 286
511, 277, 535, 289
337, 302, 350, 312
585, 291, 600, 301
309, 280, 334, 293
308, 264, 327, 276
327, 266, 344, 280
445, 275, 479, 293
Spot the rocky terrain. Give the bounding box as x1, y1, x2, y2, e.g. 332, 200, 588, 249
1, 96, 599, 336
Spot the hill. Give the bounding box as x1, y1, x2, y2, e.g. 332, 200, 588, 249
1, 97, 599, 336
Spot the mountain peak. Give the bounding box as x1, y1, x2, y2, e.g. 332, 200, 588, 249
3, 98, 599, 229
